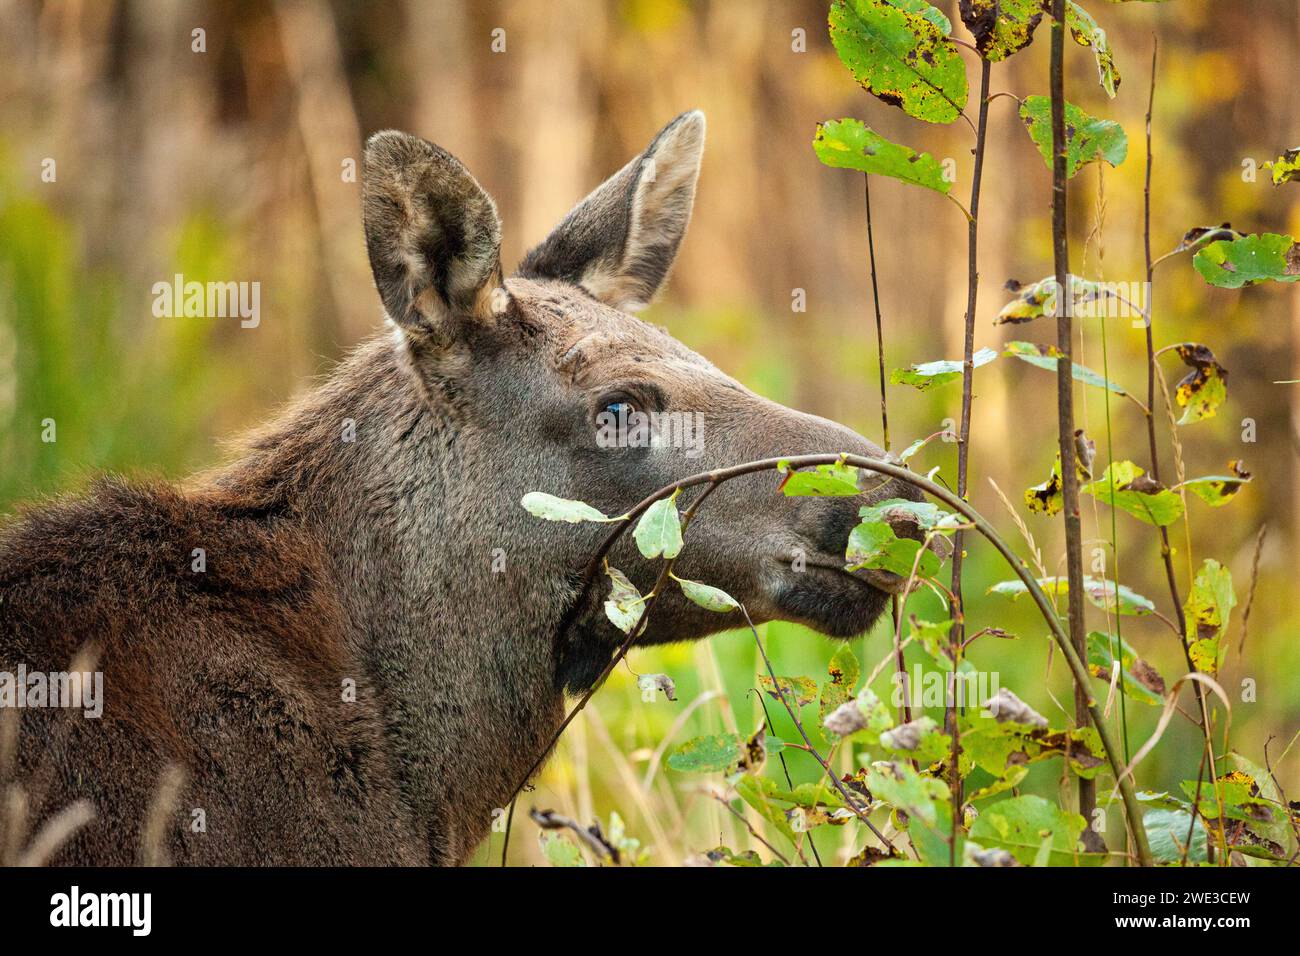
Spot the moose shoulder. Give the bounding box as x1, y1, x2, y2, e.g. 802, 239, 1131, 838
0, 111, 923, 866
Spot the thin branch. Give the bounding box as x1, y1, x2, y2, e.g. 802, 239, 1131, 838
507, 453, 1153, 864
864, 174, 890, 453
1139, 38, 1220, 855
947, 59, 993, 862
1048, 0, 1097, 846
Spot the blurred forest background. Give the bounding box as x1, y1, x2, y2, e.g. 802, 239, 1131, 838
1, 0, 1297, 865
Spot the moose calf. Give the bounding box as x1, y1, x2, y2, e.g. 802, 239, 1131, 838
0, 111, 921, 865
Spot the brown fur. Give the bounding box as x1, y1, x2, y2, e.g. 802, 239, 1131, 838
0, 113, 916, 865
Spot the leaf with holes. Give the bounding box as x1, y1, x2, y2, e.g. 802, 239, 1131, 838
1171, 344, 1228, 425
1193, 233, 1300, 288
1019, 96, 1127, 178
813, 119, 952, 194
828, 0, 968, 124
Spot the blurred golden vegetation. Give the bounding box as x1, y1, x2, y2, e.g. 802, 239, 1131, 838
0, 0, 1297, 865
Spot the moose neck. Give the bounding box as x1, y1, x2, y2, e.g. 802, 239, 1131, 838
211, 334, 574, 862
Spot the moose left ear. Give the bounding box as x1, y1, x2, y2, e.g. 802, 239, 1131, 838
518, 110, 705, 312
362, 131, 503, 341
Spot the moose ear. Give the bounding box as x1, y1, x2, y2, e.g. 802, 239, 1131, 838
362, 131, 503, 339
518, 110, 705, 312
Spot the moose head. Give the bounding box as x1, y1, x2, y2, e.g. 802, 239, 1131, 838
360, 111, 925, 697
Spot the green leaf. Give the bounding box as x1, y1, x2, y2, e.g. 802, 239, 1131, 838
813, 119, 952, 194
758, 675, 819, 708
859, 497, 952, 532
735, 775, 798, 844
1228, 752, 1298, 861
1178, 460, 1251, 507
1193, 233, 1300, 288
1019, 96, 1128, 178
673, 575, 740, 613
1024, 453, 1064, 516
1265, 147, 1300, 186
989, 576, 1155, 615
888, 0, 951, 32
1082, 460, 1184, 527
1183, 559, 1235, 676
696, 845, 766, 867
959, 0, 1045, 61
603, 565, 645, 634
633, 492, 683, 559
1170, 343, 1228, 425
996, 274, 1114, 324
828, 0, 968, 124
1168, 224, 1244, 259
1065, 2, 1120, 97
819, 644, 861, 734
1144, 810, 1207, 864
968, 795, 1099, 866
667, 733, 745, 773
961, 710, 1106, 780
539, 832, 587, 867
779, 461, 863, 496
521, 491, 614, 523
889, 346, 998, 390
866, 760, 948, 828
909, 616, 955, 670
1004, 340, 1126, 394
1087, 631, 1166, 705
846, 519, 940, 578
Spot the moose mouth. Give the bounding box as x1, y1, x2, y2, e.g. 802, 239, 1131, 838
772, 560, 901, 639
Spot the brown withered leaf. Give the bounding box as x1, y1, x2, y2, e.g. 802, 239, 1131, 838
846, 844, 900, 867
959, 0, 1044, 62
1172, 223, 1243, 254
1130, 657, 1167, 697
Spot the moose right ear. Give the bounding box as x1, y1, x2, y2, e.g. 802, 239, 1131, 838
362, 131, 503, 341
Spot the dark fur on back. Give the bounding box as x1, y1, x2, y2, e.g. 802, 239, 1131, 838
0, 477, 422, 864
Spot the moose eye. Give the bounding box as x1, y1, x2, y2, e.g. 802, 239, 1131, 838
601, 400, 635, 418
